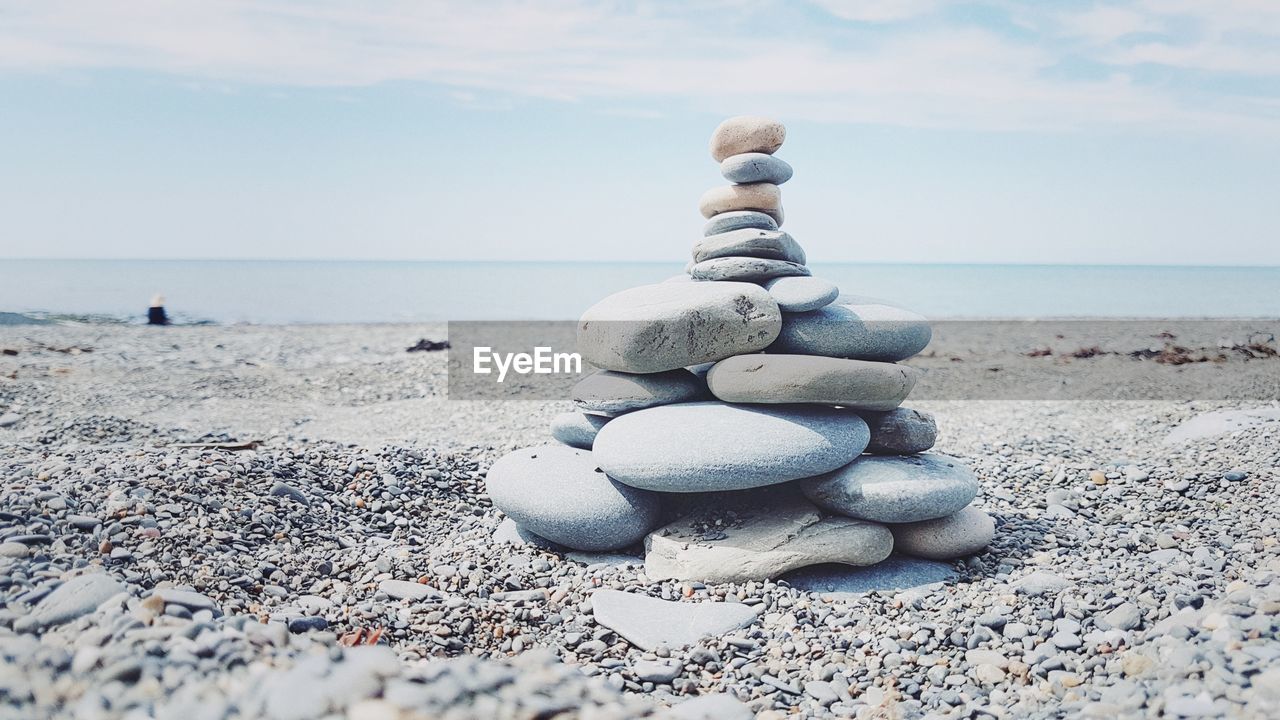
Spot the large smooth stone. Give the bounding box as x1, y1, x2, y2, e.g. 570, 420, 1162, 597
549, 411, 610, 449
769, 294, 932, 362
593, 401, 869, 492
591, 589, 760, 650
577, 282, 781, 374
706, 355, 918, 411
764, 276, 838, 312
709, 116, 786, 162
863, 407, 937, 454
13, 573, 126, 632
800, 453, 979, 523
698, 184, 783, 225
720, 152, 793, 185
703, 210, 778, 236
891, 506, 994, 560
783, 556, 959, 597
572, 369, 705, 417
692, 229, 805, 265
690, 257, 809, 282
645, 492, 892, 583
486, 445, 660, 551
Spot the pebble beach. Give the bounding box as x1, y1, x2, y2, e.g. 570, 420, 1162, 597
2, 320, 1279, 719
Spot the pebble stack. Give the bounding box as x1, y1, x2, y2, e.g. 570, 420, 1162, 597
493, 116, 995, 583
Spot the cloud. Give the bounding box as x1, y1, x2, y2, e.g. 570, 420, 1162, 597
808, 0, 940, 23
0, 0, 1276, 133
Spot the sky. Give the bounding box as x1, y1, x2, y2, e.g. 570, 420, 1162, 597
0, 0, 1278, 265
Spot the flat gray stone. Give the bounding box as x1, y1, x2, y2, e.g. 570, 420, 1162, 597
0, 412, 20, 428
890, 506, 994, 560
644, 491, 892, 583
1013, 571, 1072, 596
151, 588, 219, 611
783, 555, 958, 596
571, 369, 705, 417
763, 276, 838, 312
707, 354, 918, 412
633, 659, 683, 684
591, 589, 759, 651
14, 573, 126, 632
594, 401, 869, 492
664, 694, 755, 720
720, 152, 793, 185
577, 282, 781, 374
692, 228, 805, 265
493, 517, 564, 551
378, 579, 444, 601
1100, 602, 1143, 631
549, 411, 609, 449
486, 445, 661, 551
863, 407, 938, 454
689, 257, 809, 282
769, 294, 932, 362
702, 210, 777, 236
801, 453, 979, 523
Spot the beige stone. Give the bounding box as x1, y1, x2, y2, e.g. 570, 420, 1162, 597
698, 183, 783, 225
890, 506, 994, 560
709, 115, 786, 162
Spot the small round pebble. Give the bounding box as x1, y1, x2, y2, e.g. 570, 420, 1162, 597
709, 115, 786, 162
720, 152, 793, 185
763, 276, 839, 312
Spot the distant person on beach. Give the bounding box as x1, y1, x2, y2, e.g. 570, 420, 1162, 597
148, 294, 169, 325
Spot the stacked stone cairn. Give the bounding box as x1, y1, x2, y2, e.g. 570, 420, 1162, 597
487, 116, 995, 584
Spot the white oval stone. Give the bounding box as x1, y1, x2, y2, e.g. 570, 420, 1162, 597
593, 401, 869, 492
763, 276, 839, 312
698, 184, 783, 225
577, 282, 781, 374
707, 354, 918, 411
891, 506, 994, 559
486, 445, 660, 551
769, 294, 932, 362
709, 116, 786, 162
800, 453, 980, 523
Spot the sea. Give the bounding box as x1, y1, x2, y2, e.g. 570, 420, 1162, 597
0, 259, 1276, 324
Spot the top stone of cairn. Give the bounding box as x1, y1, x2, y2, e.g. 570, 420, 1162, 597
709, 115, 786, 162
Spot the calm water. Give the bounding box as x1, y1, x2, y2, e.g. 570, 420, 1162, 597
1, 259, 1276, 323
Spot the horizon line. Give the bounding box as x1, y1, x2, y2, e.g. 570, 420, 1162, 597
3, 257, 1279, 270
